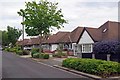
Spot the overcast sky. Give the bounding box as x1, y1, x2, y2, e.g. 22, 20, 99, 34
0, 0, 119, 39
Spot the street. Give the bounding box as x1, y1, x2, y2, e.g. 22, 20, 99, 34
2, 51, 89, 79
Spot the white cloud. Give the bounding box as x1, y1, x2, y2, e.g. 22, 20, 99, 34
0, 0, 119, 37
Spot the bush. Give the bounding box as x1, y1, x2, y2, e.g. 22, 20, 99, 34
53, 52, 67, 58
31, 48, 39, 57
4, 46, 22, 53
23, 50, 29, 55
33, 53, 49, 59
16, 50, 23, 55
62, 58, 120, 78
39, 53, 49, 59
93, 41, 120, 54
43, 54, 49, 59
9, 48, 16, 52
33, 53, 39, 58
4, 48, 10, 52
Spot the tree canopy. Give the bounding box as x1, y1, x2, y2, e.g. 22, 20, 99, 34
2, 26, 22, 47
18, 0, 67, 36
2, 31, 9, 46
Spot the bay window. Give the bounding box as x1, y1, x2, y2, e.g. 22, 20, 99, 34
82, 44, 93, 53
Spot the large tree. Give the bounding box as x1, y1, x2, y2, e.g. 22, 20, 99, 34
2, 31, 9, 46
18, 0, 67, 52
7, 26, 22, 46
2, 26, 22, 47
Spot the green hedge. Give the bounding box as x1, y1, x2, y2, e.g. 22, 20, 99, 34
53, 52, 67, 58
16, 50, 23, 55
62, 58, 120, 78
23, 50, 29, 55
31, 48, 39, 57
33, 53, 49, 59
4, 46, 22, 53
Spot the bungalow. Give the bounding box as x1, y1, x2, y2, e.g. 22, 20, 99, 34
42, 32, 71, 52
72, 21, 120, 59
16, 21, 120, 59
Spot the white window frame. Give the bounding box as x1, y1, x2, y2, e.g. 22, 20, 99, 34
82, 44, 93, 53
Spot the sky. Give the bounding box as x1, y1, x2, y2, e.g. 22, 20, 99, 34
0, 0, 119, 39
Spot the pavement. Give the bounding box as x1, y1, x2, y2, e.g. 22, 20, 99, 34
2, 51, 90, 79
20, 54, 77, 66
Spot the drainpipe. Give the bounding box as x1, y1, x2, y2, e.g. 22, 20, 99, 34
107, 54, 111, 61
92, 53, 95, 59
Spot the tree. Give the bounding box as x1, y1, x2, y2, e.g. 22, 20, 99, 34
2, 31, 9, 47
18, 0, 67, 52
7, 26, 22, 47
93, 40, 120, 61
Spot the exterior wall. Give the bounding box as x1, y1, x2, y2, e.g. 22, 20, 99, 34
72, 43, 77, 56
24, 45, 33, 50
51, 44, 58, 51
78, 30, 94, 53
78, 30, 94, 44
33, 44, 39, 48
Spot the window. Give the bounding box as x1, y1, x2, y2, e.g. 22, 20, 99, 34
103, 28, 107, 33
82, 44, 92, 53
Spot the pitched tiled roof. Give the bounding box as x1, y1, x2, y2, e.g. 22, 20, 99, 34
16, 36, 46, 46
16, 21, 120, 46
70, 27, 84, 43
44, 32, 70, 44
85, 27, 102, 42
16, 39, 30, 46
57, 32, 71, 43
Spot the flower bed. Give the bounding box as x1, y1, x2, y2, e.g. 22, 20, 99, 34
62, 58, 120, 78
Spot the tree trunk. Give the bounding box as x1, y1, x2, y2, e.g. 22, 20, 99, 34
39, 36, 42, 53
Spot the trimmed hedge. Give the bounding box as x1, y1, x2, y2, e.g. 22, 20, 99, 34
22, 50, 29, 55
33, 53, 49, 59
62, 58, 120, 78
16, 50, 23, 55
31, 48, 39, 57
53, 51, 67, 58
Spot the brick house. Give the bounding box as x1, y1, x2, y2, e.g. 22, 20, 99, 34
16, 21, 120, 60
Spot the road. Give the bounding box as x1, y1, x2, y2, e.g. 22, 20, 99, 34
2, 51, 89, 79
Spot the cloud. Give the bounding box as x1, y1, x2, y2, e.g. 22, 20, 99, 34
0, 0, 119, 35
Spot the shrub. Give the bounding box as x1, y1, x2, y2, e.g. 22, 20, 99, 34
93, 40, 120, 54
23, 50, 29, 55
4, 46, 22, 53
43, 54, 49, 59
33, 53, 40, 58
62, 58, 120, 78
4, 48, 10, 52
53, 52, 67, 58
33, 53, 49, 59
9, 48, 16, 52
39, 53, 49, 59
31, 48, 39, 57
16, 50, 23, 55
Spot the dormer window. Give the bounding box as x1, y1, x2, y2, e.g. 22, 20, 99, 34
103, 28, 107, 33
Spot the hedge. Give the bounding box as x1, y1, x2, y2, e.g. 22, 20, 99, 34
33, 53, 49, 59
31, 48, 39, 57
62, 58, 120, 78
16, 50, 23, 55
93, 41, 120, 54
